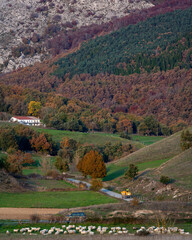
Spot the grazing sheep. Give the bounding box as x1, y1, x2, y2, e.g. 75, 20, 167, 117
48, 230, 54, 234
13, 229, 19, 233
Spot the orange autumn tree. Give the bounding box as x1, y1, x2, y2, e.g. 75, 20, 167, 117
77, 150, 106, 178
30, 133, 52, 153
7, 151, 34, 174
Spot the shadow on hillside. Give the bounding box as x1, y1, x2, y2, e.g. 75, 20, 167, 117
103, 168, 128, 182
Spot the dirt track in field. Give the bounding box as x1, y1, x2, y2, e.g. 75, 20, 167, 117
0, 208, 64, 220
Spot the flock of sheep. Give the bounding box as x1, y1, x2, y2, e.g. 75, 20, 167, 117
6, 225, 190, 236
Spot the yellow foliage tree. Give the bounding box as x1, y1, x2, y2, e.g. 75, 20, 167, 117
28, 101, 41, 117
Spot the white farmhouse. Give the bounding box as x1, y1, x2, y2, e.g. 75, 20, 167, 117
10, 116, 41, 126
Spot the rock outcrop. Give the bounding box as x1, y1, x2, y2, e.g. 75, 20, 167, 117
0, 0, 153, 73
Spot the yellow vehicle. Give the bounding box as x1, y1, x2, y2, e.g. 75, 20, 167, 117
121, 189, 131, 199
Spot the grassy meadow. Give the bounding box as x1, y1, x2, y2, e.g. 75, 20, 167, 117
34, 128, 131, 145
151, 148, 192, 189
130, 135, 164, 145
31, 179, 77, 189
0, 191, 118, 208
104, 158, 171, 181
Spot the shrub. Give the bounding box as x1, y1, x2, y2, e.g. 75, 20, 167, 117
125, 164, 139, 180
0, 156, 7, 169
46, 169, 60, 179
55, 156, 69, 172
30, 214, 40, 223
120, 131, 131, 140
90, 179, 103, 191
52, 15, 62, 22
130, 197, 139, 206
30, 12, 39, 20
160, 175, 171, 185
180, 130, 192, 150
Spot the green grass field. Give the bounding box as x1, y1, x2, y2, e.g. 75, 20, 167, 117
34, 128, 132, 145
23, 154, 56, 176
31, 179, 77, 189
130, 135, 164, 145
34, 128, 147, 150
104, 158, 171, 181
22, 168, 42, 175
0, 191, 118, 208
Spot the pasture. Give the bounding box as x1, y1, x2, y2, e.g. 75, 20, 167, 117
130, 135, 164, 145
34, 128, 131, 145
104, 158, 171, 181
31, 179, 77, 190
0, 191, 118, 208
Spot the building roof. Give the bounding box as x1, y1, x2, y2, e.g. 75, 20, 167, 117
13, 116, 39, 120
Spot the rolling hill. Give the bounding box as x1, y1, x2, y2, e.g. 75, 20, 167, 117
153, 148, 192, 189
105, 127, 192, 182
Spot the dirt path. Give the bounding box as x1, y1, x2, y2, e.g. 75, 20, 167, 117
0, 208, 64, 220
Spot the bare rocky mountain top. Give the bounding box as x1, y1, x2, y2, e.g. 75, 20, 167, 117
0, 0, 153, 73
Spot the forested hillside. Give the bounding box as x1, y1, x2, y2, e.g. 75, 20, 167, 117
53, 7, 192, 78
0, 4, 192, 129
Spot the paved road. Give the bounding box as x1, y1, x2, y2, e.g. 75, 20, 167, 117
67, 178, 132, 202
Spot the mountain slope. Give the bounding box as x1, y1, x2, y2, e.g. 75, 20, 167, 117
108, 127, 192, 167
0, 5, 192, 127
0, 0, 153, 73
153, 148, 192, 189
53, 7, 192, 78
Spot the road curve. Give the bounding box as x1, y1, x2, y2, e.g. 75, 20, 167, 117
67, 178, 132, 202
